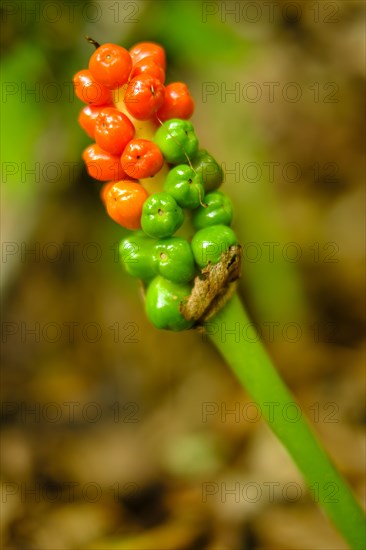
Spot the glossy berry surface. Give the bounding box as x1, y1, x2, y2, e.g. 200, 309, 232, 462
121, 139, 164, 179
104, 180, 148, 230
154, 118, 198, 164
78, 104, 111, 138
124, 74, 165, 120
129, 42, 166, 70
191, 149, 223, 192
73, 69, 112, 105
130, 56, 165, 83
153, 237, 195, 283
191, 224, 237, 268
163, 164, 204, 209
89, 43, 132, 89
141, 192, 184, 239
82, 144, 127, 181
145, 276, 193, 331
74, 39, 239, 332
192, 191, 233, 229
157, 82, 194, 122
100, 181, 115, 204
119, 232, 157, 280
95, 108, 135, 156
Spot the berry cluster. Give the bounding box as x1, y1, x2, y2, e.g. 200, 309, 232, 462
74, 40, 238, 331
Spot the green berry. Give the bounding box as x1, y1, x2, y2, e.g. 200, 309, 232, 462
119, 232, 157, 280
154, 118, 199, 164
192, 191, 233, 230
141, 192, 184, 239
153, 237, 195, 283
163, 164, 205, 209
145, 276, 194, 331
191, 149, 223, 192
191, 224, 237, 268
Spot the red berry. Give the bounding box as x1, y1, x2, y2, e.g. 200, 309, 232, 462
124, 74, 165, 120
130, 56, 165, 83
89, 43, 132, 89
82, 143, 128, 181
73, 69, 113, 105
129, 42, 166, 70
78, 104, 112, 138
121, 139, 164, 179
104, 180, 149, 229
157, 82, 194, 122
94, 107, 135, 156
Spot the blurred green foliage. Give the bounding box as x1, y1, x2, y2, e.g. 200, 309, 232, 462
1, 2, 365, 547
1, 0, 307, 325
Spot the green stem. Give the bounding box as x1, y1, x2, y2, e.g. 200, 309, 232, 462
206, 294, 365, 549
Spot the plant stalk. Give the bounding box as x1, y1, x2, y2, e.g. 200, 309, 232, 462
206, 294, 365, 549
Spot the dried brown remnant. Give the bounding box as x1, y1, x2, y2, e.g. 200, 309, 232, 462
180, 245, 242, 325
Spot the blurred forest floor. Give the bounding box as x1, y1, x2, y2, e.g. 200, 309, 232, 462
1, 1, 365, 549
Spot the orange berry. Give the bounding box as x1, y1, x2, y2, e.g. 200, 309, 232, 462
104, 180, 149, 230
121, 139, 164, 179
130, 56, 165, 83
157, 82, 194, 122
129, 41, 166, 70
89, 43, 132, 89
95, 107, 135, 156
82, 144, 128, 181
100, 181, 115, 205
78, 104, 112, 138
73, 69, 113, 105
124, 74, 165, 120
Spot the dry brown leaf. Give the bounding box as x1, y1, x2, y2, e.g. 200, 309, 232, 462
180, 245, 242, 325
